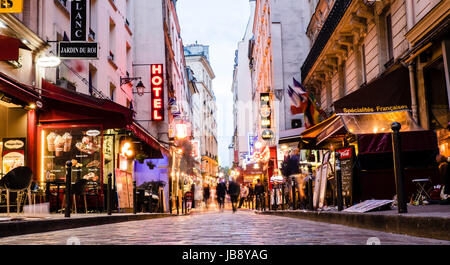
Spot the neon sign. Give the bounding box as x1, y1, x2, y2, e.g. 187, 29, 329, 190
151, 64, 164, 121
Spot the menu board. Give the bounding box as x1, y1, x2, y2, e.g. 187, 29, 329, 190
336, 147, 354, 205
42, 128, 102, 183
318, 152, 330, 209
2, 138, 26, 175
116, 169, 133, 209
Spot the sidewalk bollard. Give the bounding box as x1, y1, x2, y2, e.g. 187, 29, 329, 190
149, 185, 153, 213
107, 173, 112, 215
308, 164, 314, 211
65, 161, 72, 218
267, 191, 270, 211
335, 152, 343, 211
292, 177, 296, 210
176, 195, 179, 215
133, 181, 137, 214
392, 122, 408, 213
182, 196, 185, 215
160, 189, 164, 213
281, 184, 285, 210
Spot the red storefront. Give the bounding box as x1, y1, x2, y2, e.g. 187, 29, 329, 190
37, 80, 134, 211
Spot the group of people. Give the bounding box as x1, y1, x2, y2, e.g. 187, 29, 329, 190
216, 178, 265, 212
191, 182, 211, 209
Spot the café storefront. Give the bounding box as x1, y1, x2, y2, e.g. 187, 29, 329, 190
299, 64, 439, 206
37, 80, 134, 212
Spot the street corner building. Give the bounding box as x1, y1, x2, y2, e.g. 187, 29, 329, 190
0, 0, 218, 217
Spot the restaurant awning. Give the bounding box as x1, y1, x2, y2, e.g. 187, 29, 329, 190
0, 72, 41, 106
334, 64, 411, 114
126, 122, 170, 157
0, 35, 30, 61
39, 79, 133, 129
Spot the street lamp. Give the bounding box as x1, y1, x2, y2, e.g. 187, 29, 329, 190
121, 76, 146, 96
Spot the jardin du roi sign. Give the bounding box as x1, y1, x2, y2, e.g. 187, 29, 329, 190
58, 41, 98, 59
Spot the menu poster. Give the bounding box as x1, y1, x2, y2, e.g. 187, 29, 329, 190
43, 128, 101, 183
116, 169, 133, 210
318, 152, 331, 209
313, 165, 323, 209
336, 146, 355, 205
2, 138, 26, 175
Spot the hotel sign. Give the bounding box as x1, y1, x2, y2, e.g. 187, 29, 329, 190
59, 41, 98, 59
151, 64, 164, 121
0, 0, 22, 13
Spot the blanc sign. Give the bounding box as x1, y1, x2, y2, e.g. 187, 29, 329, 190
59, 41, 98, 59
71, 0, 87, 41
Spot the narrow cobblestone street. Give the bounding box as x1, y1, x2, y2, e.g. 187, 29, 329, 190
0, 210, 449, 245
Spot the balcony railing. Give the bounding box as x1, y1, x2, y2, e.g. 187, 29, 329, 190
300, 0, 352, 82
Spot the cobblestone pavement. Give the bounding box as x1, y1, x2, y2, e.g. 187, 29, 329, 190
0, 210, 449, 245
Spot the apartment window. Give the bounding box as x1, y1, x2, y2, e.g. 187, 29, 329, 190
361, 44, 367, 85
109, 18, 116, 61
89, 0, 97, 40
110, 83, 116, 101
89, 64, 97, 96
386, 13, 394, 62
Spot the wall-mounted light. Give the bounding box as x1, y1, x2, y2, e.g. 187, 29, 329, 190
37, 55, 61, 68
121, 76, 146, 96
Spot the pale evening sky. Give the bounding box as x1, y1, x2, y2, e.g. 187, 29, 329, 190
177, 0, 251, 168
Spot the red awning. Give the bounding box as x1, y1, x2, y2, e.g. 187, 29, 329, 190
39, 79, 133, 129
0, 72, 41, 105
357, 130, 438, 155
126, 122, 170, 156
0, 35, 21, 61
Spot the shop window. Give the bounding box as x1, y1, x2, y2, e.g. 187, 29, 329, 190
385, 13, 394, 63
424, 57, 450, 156
0, 102, 28, 178
41, 127, 102, 185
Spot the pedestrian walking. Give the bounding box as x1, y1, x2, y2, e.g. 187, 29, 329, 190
194, 181, 203, 208
255, 178, 265, 210
228, 178, 240, 213
203, 183, 210, 208
247, 183, 255, 209
216, 178, 227, 211
238, 183, 249, 208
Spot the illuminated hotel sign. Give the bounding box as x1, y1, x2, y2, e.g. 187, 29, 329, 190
260, 93, 271, 129
151, 64, 164, 121
0, 0, 23, 13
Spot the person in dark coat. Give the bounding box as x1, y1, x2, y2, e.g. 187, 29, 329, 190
203, 183, 210, 208
254, 178, 265, 210
228, 179, 241, 213
216, 178, 227, 211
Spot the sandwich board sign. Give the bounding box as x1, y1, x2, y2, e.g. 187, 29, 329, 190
343, 200, 393, 213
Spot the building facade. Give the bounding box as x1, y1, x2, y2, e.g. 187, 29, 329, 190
184, 44, 218, 182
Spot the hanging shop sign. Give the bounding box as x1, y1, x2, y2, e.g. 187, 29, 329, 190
58, 41, 98, 59
151, 64, 164, 121
2, 138, 25, 174
0, 0, 22, 13
248, 133, 257, 156
260, 93, 271, 129
191, 140, 200, 159
71, 0, 87, 41
261, 129, 274, 141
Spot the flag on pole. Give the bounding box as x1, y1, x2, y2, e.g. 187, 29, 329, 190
291, 77, 326, 128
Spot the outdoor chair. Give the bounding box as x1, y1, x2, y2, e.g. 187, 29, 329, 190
0, 167, 33, 215
412, 178, 432, 204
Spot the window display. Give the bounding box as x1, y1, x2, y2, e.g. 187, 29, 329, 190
42, 127, 102, 184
